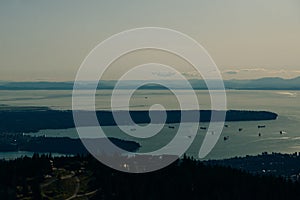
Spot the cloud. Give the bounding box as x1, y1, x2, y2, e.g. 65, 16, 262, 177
223, 70, 239, 75
152, 71, 176, 77
239, 68, 267, 72
148, 68, 300, 80
181, 71, 203, 78
222, 67, 269, 74
222, 67, 300, 79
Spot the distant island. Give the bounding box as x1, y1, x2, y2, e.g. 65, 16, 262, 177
0, 106, 277, 156
0, 107, 278, 133
0, 76, 300, 90
0, 133, 140, 154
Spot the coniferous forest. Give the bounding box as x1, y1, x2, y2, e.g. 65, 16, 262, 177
1, 154, 300, 200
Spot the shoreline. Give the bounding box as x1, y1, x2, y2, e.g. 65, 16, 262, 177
0, 133, 140, 155
0, 108, 278, 133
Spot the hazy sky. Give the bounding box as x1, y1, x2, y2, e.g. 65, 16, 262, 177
0, 0, 300, 81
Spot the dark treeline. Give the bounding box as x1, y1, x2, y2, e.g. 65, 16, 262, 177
0, 154, 52, 199
1, 154, 300, 200
0, 108, 277, 133
0, 133, 140, 154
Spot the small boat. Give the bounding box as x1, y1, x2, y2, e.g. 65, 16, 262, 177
258, 133, 261, 137
238, 128, 243, 132
223, 136, 229, 141
280, 131, 287, 135
224, 124, 229, 128
258, 125, 266, 128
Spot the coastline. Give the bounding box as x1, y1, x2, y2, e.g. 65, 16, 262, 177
0, 107, 278, 133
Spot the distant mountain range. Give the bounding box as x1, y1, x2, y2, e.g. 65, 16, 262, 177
0, 77, 300, 90
223, 76, 300, 90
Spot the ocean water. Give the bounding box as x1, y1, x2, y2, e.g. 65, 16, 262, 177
1, 90, 300, 160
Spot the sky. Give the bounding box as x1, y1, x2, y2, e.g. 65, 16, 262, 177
0, 0, 300, 81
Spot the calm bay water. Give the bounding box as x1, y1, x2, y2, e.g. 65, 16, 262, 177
1, 90, 300, 160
